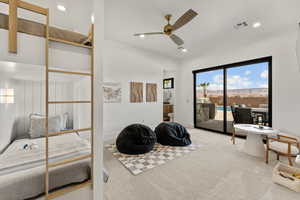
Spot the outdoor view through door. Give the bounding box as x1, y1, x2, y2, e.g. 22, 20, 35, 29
193, 57, 272, 135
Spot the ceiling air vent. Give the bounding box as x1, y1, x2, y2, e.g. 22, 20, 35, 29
234, 21, 248, 30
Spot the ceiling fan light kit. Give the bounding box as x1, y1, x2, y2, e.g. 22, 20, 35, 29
134, 9, 198, 49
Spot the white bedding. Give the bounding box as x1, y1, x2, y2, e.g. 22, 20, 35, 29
0, 133, 91, 176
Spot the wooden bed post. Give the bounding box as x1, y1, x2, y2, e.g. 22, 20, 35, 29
8, 0, 18, 53
90, 23, 94, 188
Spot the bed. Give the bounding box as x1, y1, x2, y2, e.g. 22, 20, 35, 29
0, 133, 93, 200
0, 12, 92, 46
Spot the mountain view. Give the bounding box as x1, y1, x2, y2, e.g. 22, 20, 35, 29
196, 62, 269, 108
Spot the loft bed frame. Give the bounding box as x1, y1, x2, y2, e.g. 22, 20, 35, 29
0, 0, 93, 53
0, 0, 94, 199
0, 12, 93, 49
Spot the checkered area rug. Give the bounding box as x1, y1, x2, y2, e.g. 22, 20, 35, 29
105, 143, 201, 175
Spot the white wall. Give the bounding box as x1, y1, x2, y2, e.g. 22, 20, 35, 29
73, 79, 91, 132
103, 40, 178, 140
93, 0, 104, 198
297, 26, 300, 71
0, 80, 16, 153
0, 75, 73, 151
176, 31, 300, 135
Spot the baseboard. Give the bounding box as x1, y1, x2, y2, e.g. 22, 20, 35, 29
104, 133, 117, 142
178, 122, 194, 129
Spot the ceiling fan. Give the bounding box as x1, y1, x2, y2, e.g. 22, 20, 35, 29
134, 9, 198, 47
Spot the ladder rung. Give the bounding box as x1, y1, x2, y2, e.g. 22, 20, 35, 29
18, 0, 48, 16
48, 128, 92, 136
48, 154, 92, 168
48, 37, 93, 49
47, 180, 92, 200
48, 101, 91, 104
0, 0, 9, 4
48, 69, 92, 76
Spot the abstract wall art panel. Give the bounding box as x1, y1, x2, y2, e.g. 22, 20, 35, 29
103, 82, 122, 103
146, 83, 157, 102
130, 82, 143, 103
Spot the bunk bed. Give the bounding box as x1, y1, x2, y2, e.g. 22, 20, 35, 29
0, 13, 92, 47
0, 0, 102, 199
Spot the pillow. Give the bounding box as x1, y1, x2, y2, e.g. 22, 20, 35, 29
29, 114, 61, 138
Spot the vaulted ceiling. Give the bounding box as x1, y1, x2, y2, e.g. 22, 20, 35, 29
105, 0, 300, 60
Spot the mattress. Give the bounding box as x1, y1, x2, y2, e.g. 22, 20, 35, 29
0, 133, 91, 200
0, 13, 90, 46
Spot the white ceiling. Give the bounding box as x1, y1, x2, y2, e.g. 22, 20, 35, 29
0, 0, 92, 34
105, 0, 300, 61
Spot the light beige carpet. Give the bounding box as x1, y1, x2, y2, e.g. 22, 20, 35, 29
105, 143, 201, 175
104, 129, 300, 200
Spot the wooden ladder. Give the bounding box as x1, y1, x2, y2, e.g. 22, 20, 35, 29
45, 13, 94, 200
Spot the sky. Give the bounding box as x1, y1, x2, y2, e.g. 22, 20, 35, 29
196, 62, 269, 90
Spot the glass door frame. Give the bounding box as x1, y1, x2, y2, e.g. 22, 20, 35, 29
193, 56, 272, 135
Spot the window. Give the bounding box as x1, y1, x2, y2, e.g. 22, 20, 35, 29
163, 78, 174, 89
0, 88, 15, 104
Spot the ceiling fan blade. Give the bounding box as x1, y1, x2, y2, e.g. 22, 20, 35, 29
170, 34, 184, 46
172, 9, 198, 31
134, 32, 164, 36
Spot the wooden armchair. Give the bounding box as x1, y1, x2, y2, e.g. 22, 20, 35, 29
266, 134, 300, 166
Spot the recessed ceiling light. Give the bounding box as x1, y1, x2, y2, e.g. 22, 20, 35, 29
253, 22, 261, 28
91, 14, 95, 24
139, 34, 145, 38
178, 46, 187, 53
57, 5, 66, 12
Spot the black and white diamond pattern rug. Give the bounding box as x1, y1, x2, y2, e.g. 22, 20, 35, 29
105, 143, 201, 175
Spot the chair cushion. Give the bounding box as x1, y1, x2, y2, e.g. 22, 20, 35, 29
269, 141, 299, 155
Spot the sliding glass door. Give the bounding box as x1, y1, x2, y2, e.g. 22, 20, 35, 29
195, 70, 224, 132
226, 61, 271, 134
193, 57, 272, 135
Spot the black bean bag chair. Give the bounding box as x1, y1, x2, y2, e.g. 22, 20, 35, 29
155, 122, 191, 146
116, 124, 157, 155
